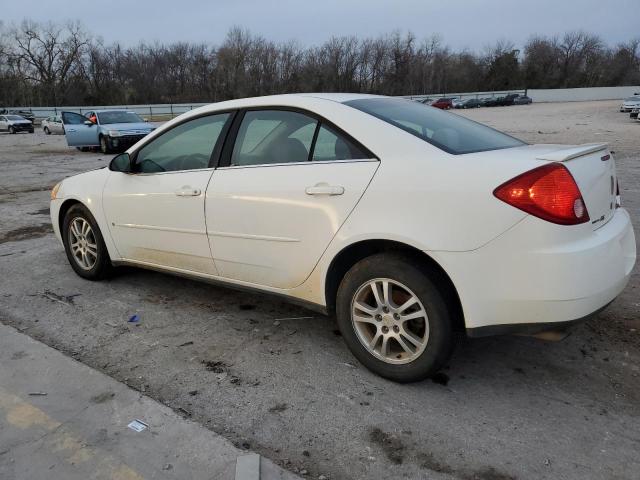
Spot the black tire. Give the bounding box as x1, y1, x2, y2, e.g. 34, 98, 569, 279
99, 135, 112, 154
8, 126, 15, 134
62, 204, 112, 280
29, 129, 34, 134
335, 253, 454, 383
44, 127, 50, 135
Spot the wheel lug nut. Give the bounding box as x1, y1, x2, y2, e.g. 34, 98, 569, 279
382, 306, 389, 313
382, 326, 389, 333
375, 314, 382, 321
393, 313, 400, 320
393, 325, 400, 333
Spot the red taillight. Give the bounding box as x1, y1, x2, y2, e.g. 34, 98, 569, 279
493, 163, 589, 225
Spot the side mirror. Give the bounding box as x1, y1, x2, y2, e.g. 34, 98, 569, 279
109, 153, 132, 173
84, 120, 94, 126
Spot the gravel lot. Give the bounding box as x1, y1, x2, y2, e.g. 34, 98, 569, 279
1, 100, 638, 480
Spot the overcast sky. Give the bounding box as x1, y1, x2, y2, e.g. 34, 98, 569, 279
2, 0, 637, 51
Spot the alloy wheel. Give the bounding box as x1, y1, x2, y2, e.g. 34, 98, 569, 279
351, 278, 429, 364
69, 217, 98, 270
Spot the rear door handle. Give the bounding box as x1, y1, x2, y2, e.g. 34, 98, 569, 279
175, 186, 201, 196
305, 183, 345, 196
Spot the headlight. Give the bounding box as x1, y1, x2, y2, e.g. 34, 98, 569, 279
51, 182, 61, 200
108, 130, 121, 137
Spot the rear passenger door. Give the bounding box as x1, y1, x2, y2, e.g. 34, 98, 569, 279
206, 109, 379, 289
0, 116, 7, 131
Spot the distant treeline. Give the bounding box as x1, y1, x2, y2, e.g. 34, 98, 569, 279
0, 20, 639, 107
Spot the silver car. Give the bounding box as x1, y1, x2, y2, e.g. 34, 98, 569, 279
0, 114, 34, 134
42, 115, 65, 135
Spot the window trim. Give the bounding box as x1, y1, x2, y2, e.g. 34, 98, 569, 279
128, 110, 237, 174
218, 106, 378, 168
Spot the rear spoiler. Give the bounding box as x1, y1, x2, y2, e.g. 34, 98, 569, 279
536, 143, 608, 162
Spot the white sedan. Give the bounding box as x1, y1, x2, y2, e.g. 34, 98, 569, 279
49, 94, 636, 382
620, 96, 640, 112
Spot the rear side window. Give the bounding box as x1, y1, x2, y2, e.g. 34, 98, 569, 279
312, 124, 369, 161
231, 110, 317, 166
345, 98, 525, 154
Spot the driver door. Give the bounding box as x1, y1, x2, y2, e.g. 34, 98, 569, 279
61, 111, 99, 147
102, 112, 233, 275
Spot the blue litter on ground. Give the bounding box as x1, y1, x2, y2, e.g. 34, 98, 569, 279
128, 314, 140, 323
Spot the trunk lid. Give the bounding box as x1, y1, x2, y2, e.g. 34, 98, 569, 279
535, 143, 617, 230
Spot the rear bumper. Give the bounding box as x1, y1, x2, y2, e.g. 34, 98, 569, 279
431, 208, 636, 333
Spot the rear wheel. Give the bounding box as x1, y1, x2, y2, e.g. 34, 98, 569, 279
8, 126, 15, 134
62, 204, 112, 280
44, 127, 51, 135
336, 253, 454, 383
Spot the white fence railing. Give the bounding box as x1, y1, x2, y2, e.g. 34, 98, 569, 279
7, 86, 639, 121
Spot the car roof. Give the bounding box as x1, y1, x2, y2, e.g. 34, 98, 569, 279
91, 109, 136, 113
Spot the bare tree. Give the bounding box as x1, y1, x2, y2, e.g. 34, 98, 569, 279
7, 20, 91, 105
1, 19, 638, 108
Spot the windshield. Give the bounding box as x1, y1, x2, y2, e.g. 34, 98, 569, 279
7, 115, 25, 121
344, 97, 525, 154
97, 111, 144, 124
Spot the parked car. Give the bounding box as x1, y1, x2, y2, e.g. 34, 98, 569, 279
619, 97, 640, 112
452, 98, 467, 108
496, 93, 520, 106
513, 95, 533, 105
61, 110, 156, 154
431, 97, 454, 109
0, 108, 35, 123
482, 97, 501, 107
42, 115, 65, 135
460, 98, 483, 109
49, 94, 635, 383
0, 114, 34, 134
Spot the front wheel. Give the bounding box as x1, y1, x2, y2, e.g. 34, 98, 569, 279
44, 127, 51, 135
99, 135, 112, 154
8, 126, 15, 134
62, 204, 112, 280
336, 253, 454, 383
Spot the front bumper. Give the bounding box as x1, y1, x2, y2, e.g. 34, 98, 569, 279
11, 123, 33, 132
430, 208, 636, 335
109, 134, 147, 150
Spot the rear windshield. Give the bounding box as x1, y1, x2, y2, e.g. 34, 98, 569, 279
344, 98, 525, 155
97, 111, 143, 124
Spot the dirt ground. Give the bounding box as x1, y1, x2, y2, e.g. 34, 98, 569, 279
0, 100, 638, 480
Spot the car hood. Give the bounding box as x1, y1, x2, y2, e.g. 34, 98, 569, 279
100, 122, 154, 133
9, 120, 32, 125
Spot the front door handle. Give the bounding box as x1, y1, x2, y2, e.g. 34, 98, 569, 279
175, 186, 202, 196
305, 183, 345, 196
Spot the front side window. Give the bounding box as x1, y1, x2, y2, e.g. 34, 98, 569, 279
345, 98, 525, 155
231, 110, 317, 166
62, 112, 87, 125
135, 113, 230, 173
